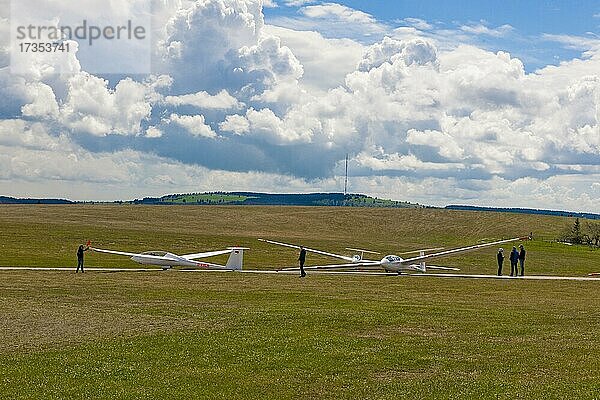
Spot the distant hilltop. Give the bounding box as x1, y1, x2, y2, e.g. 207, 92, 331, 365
0, 196, 73, 204
0, 192, 421, 208
446, 205, 600, 220
127, 192, 424, 208
2, 193, 599, 219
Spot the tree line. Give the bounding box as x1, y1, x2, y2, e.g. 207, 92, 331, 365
559, 218, 600, 248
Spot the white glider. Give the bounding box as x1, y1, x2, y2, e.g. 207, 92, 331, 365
90, 245, 248, 270
259, 236, 530, 274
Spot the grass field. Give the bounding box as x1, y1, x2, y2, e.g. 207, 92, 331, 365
1, 205, 599, 398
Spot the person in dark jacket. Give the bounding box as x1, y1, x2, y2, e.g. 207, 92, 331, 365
509, 246, 519, 277
76, 244, 88, 273
496, 248, 504, 276
518, 245, 526, 276
298, 246, 307, 277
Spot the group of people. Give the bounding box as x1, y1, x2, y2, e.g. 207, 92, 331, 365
496, 245, 526, 276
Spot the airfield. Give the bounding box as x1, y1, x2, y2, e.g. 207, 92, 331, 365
1, 205, 600, 398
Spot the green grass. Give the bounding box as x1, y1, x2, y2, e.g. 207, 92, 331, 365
0, 205, 599, 398
1, 273, 599, 399
1, 205, 597, 274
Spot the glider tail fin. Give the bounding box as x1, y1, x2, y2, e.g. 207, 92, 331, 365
419, 250, 426, 272
226, 247, 248, 270
409, 251, 427, 272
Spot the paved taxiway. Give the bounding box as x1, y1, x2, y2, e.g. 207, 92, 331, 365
1, 267, 599, 281
0, 267, 162, 272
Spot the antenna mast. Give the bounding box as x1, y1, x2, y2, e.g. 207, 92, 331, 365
344, 153, 348, 195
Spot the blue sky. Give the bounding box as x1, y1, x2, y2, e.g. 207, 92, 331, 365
265, 0, 600, 71
1, 0, 600, 212
317, 0, 598, 33
267, 0, 600, 35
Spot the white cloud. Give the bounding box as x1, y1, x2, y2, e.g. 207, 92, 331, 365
164, 90, 241, 110
237, 35, 304, 83
144, 126, 163, 138
460, 23, 514, 37
357, 37, 438, 71
401, 18, 433, 31
59, 74, 154, 136
168, 114, 217, 138
219, 114, 250, 134
356, 150, 464, 172
270, 2, 387, 41
244, 107, 314, 143
264, 25, 364, 91
20, 82, 60, 118
301, 3, 376, 25
0, 119, 66, 151
406, 129, 465, 160
153, 0, 305, 110
542, 33, 600, 54
284, 0, 315, 6
262, 0, 278, 8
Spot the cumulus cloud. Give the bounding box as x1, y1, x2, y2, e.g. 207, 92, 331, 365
220, 107, 314, 144
236, 34, 304, 87
59, 74, 154, 136
357, 37, 438, 71
242, 34, 599, 209
144, 126, 163, 138
167, 114, 217, 138
219, 114, 250, 134
301, 3, 376, 25
164, 90, 242, 110
264, 25, 364, 90
154, 0, 303, 101
1, 0, 600, 213
20, 82, 60, 118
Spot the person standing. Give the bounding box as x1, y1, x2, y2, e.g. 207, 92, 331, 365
298, 246, 307, 277
76, 244, 89, 273
518, 244, 526, 276
509, 246, 519, 277
496, 248, 504, 276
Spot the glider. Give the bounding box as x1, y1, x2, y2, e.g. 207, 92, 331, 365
259, 236, 530, 274
89, 244, 248, 270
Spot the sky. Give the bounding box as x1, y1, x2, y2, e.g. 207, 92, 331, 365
1, 0, 599, 212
